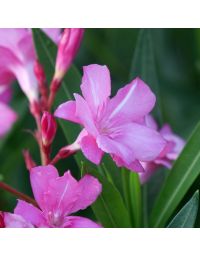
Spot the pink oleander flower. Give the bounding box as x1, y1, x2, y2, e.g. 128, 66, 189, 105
0, 29, 60, 103
0, 66, 18, 137
55, 64, 166, 172
0, 29, 60, 136
54, 28, 84, 82
139, 115, 185, 183
3, 165, 102, 228
0, 95, 17, 137
41, 111, 57, 146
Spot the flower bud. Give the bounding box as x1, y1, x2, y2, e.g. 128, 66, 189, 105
23, 150, 36, 171
34, 60, 48, 109
0, 211, 5, 228
54, 28, 84, 81
41, 111, 57, 146
34, 60, 46, 86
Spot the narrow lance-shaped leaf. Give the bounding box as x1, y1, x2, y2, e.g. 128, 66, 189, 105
167, 190, 199, 228
150, 122, 200, 227
130, 28, 163, 123
82, 163, 132, 228
121, 168, 142, 227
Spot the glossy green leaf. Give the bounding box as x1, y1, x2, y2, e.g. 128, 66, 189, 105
150, 122, 200, 227
121, 168, 142, 227
82, 163, 131, 228
167, 191, 199, 228
130, 28, 163, 123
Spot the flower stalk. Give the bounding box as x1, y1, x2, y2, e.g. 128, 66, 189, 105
0, 181, 38, 207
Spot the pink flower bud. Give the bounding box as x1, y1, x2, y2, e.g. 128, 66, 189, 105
23, 150, 36, 171
34, 60, 48, 109
34, 60, 46, 85
0, 211, 5, 228
41, 111, 57, 146
54, 28, 84, 81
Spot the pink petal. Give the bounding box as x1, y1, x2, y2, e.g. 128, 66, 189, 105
14, 200, 45, 227
55, 29, 84, 75
96, 134, 133, 164
117, 123, 166, 162
18, 33, 35, 60
0, 29, 38, 102
160, 124, 185, 160
0, 46, 38, 102
64, 216, 101, 228
0, 29, 28, 50
160, 124, 173, 135
4, 213, 34, 228
54, 100, 81, 124
80, 64, 111, 113
14, 62, 38, 102
159, 141, 175, 158
44, 171, 79, 216
113, 155, 145, 173
105, 77, 156, 123
0, 70, 15, 88
31, 165, 79, 217
42, 28, 61, 44
144, 115, 158, 130
79, 134, 104, 164
139, 162, 158, 184
0, 102, 17, 137
154, 158, 172, 168
30, 165, 59, 210
0, 85, 12, 104
74, 93, 98, 136
70, 174, 102, 213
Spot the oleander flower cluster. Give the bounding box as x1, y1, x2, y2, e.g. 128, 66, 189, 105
0, 28, 185, 228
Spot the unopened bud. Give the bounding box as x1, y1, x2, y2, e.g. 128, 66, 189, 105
41, 111, 57, 146
0, 212, 5, 228
34, 60, 46, 85
23, 150, 36, 171
30, 100, 41, 118
54, 28, 84, 81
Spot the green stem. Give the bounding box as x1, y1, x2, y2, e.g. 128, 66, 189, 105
142, 184, 148, 227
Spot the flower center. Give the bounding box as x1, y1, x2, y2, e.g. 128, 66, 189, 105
47, 211, 64, 227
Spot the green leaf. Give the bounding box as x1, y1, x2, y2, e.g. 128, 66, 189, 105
82, 163, 132, 228
129, 172, 142, 227
167, 191, 199, 228
121, 168, 142, 227
130, 28, 163, 123
150, 122, 200, 227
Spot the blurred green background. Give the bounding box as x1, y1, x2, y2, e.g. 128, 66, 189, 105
1, 28, 200, 222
